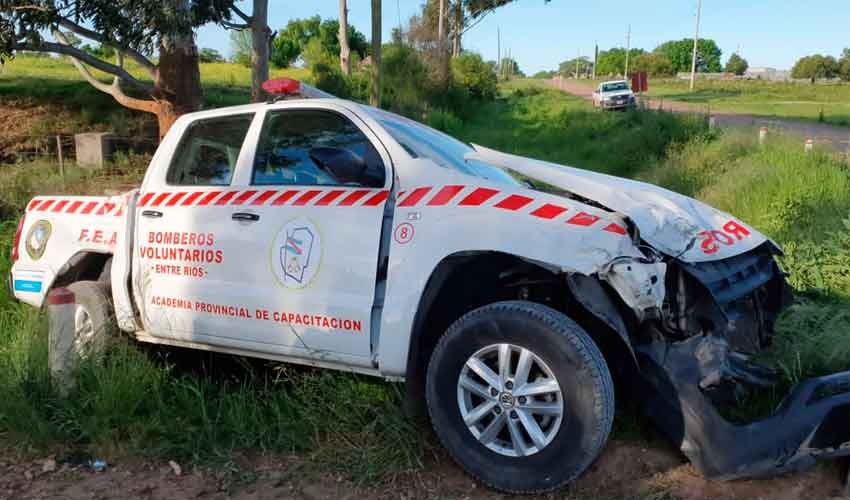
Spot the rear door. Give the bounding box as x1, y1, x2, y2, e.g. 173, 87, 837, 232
134, 112, 258, 342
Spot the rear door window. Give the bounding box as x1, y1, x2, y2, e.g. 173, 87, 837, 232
166, 114, 254, 186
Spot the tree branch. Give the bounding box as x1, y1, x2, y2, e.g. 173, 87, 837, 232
56, 18, 156, 77
221, 20, 250, 30
15, 34, 154, 95
49, 32, 159, 115
231, 5, 253, 23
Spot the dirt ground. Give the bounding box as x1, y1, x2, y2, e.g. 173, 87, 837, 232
547, 79, 850, 153
2, 439, 847, 500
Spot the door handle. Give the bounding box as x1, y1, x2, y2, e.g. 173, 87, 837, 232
232, 212, 260, 222
141, 210, 163, 218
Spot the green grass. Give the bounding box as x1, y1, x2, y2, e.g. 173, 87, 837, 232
637, 131, 850, 387
455, 84, 713, 178
562, 77, 850, 127
646, 79, 850, 127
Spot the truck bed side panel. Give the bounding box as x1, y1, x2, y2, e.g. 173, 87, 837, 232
11, 194, 128, 307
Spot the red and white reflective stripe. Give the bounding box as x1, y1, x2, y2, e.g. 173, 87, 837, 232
136, 188, 392, 209
27, 197, 124, 217
398, 185, 628, 236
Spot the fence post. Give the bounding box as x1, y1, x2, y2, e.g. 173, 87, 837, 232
758, 127, 768, 146
805, 138, 814, 153
56, 135, 65, 181
48, 288, 77, 397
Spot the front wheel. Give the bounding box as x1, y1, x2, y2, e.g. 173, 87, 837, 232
426, 301, 614, 494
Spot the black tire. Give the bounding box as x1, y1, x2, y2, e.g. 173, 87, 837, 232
426, 301, 614, 494
66, 281, 116, 358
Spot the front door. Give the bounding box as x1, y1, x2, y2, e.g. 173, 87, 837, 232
224, 106, 391, 361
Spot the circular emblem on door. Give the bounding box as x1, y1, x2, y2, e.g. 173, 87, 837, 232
271, 218, 322, 289
25, 220, 52, 260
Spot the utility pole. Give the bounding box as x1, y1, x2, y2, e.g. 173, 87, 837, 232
497, 27, 501, 81
593, 42, 598, 79
689, 0, 702, 91
624, 24, 631, 78
575, 49, 580, 79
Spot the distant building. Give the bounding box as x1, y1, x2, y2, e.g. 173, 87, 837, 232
745, 67, 791, 81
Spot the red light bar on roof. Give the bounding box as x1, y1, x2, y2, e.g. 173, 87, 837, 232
262, 78, 336, 101
262, 77, 301, 95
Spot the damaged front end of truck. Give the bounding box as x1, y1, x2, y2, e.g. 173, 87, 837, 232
468, 145, 850, 480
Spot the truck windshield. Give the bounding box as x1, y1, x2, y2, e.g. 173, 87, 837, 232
601, 81, 629, 92
365, 107, 520, 187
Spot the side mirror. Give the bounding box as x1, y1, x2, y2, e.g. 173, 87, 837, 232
308, 147, 369, 185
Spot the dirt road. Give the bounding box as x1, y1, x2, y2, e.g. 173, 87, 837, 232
549, 79, 850, 152
2, 440, 848, 500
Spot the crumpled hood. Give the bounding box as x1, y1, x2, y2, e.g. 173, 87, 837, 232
466, 145, 771, 263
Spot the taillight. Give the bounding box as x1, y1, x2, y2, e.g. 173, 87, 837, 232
11, 214, 25, 262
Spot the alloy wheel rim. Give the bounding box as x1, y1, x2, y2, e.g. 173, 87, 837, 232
73, 305, 95, 356
457, 343, 564, 457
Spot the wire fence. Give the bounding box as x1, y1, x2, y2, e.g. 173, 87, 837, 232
0, 134, 159, 167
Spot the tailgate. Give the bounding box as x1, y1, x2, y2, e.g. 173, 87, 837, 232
10, 194, 127, 307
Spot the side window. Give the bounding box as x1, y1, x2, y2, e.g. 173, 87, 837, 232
166, 114, 254, 186
252, 109, 386, 188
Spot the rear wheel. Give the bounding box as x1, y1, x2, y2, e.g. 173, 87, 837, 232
66, 281, 116, 359
426, 301, 614, 494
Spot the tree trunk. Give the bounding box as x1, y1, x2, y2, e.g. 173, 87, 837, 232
438, 0, 449, 82
339, 0, 351, 76
251, 0, 270, 102
451, 1, 462, 57
370, 0, 381, 107
154, 33, 203, 138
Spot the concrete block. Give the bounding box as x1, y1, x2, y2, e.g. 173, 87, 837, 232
75, 132, 114, 168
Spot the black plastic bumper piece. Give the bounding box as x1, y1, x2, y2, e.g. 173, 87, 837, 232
637, 336, 850, 480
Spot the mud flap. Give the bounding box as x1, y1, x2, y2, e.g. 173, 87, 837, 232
637, 336, 850, 480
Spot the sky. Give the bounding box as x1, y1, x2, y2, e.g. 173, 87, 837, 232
196, 1, 850, 75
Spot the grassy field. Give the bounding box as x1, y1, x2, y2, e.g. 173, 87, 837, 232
562, 76, 850, 127
645, 79, 850, 127
0, 69, 849, 491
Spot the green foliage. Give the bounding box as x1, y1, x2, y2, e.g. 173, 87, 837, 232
594, 47, 645, 76
725, 52, 748, 75
1, 0, 234, 60
311, 62, 345, 96
270, 15, 368, 69
840, 48, 850, 82
654, 38, 722, 73
531, 70, 556, 79
791, 54, 840, 81
81, 43, 116, 60
451, 52, 497, 100
558, 56, 593, 77
498, 57, 522, 78
631, 52, 674, 76
229, 29, 252, 67
425, 109, 464, 136
639, 130, 850, 388
199, 47, 224, 64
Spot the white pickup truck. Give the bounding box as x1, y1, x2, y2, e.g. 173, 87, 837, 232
592, 79, 636, 110
9, 79, 850, 493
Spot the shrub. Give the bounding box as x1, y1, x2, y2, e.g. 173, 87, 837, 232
451, 52, 497, 101
425, 110, 464, 136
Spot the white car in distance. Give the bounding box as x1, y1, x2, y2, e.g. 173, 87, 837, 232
592, 80, 637, 110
